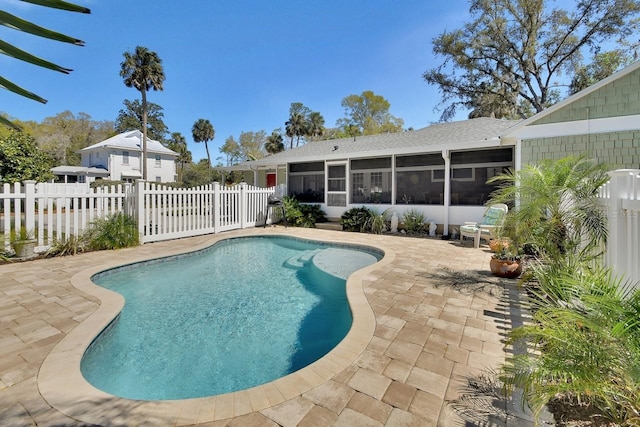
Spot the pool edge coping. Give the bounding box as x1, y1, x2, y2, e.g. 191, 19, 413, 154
37, 228, 396, 425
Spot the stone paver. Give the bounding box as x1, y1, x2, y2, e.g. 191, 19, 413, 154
0, 227, 526, 426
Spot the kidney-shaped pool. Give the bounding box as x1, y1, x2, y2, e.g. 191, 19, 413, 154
80, 236, 382, 400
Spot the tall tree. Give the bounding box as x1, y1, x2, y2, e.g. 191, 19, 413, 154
0, 0, 90, 130
423, 0, 640, 120
192, 118, 215, 170
238, 130, 267, 161
166, 132, 191, 184
115, 99, 168, 142
35, 111, 114, 166
569, 50, 634, 95
219, 136, 241, 165
120, 46, 165, 180
0, 130, 54, 184
265, 130, 285, 154
307, 111, 326, 140
285, 111, 307, 149
336, 91, 404, 136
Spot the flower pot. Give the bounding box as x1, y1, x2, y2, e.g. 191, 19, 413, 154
490, 257, 522, 278
12, 239, 37, 259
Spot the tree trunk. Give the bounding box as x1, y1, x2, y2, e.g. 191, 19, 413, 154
141, 89, 148, 181
204, 141, 212, 182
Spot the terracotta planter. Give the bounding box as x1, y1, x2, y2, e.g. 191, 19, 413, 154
490, 257, 522, 278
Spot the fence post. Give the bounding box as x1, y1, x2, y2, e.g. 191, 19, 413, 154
24, 180, 36, 236
240, 182, 247, 229
213, 182, 220, 233
136, 180, 145, 244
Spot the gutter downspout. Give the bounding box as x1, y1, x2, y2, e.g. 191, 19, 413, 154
442, 149, 450, 236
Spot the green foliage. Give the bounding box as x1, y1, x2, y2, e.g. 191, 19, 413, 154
181, 159, 222, 188
488, 156, 609, 263
502, 262, 640, 425
45, 234, 86, 257
0, 1, 90, 130
336, 91, 404, 136
115, 99, 168, 142
340, 207, 373, 232
264, 130, 285, 154
283, 196, 327, 228
423, 0, 640, 120
402, 209, 426, 234
120, 45, 165, 181
0, 130, 54, 183
192, 118, 215, 168
85, 213, 139, 250
34, 111, 114, 166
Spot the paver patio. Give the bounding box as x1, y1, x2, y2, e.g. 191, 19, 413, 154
0, 227, 535, 426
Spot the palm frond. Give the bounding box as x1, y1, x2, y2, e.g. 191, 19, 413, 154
0, 10, 84, 45
20, 0, 90, 14
0, 39, 72, 73
0, 75, 47, 103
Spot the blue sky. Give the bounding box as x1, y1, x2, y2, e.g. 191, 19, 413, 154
1, 0, 470, 162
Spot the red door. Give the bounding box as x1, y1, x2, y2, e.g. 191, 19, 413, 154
266, 173, 276, 188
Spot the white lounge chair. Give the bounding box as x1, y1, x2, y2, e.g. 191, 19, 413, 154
459, 203, 508, 248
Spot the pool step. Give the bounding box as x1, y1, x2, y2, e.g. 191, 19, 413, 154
283, 249, 322, 269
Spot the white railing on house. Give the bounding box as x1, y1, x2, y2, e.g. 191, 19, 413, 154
138, 182, 275, 243
598, 169, 640, 287
0, 180, 279, 251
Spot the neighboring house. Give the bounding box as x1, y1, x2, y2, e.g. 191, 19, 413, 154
500, 60, 640, 169
52, 130, 178, 184
218, 118, 520, 233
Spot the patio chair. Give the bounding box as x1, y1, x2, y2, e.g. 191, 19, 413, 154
459, 203, 508, 248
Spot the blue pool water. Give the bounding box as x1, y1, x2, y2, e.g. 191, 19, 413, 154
81, 236, 381, 400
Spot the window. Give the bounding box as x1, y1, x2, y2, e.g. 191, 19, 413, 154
327, 165, 346, 191
122, 151, 129, 165
288, 162, 324, 203
155, 176, 161, 183
155, 154, 161, 167
449, 148, 513, 206
350, 157, 392, 204
395, 153, 444, 205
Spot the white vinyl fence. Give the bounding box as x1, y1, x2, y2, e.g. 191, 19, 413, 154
137, 182, 276, 243
1, 180, 278, 250
598, 169, 640, 287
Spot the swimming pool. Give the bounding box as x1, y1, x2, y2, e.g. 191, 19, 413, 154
80, 236, 381, 400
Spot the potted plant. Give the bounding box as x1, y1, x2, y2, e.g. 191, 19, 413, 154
490, 247, 523, 278
11, 227, 37, 259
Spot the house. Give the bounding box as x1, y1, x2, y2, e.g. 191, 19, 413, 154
219, 61, 640, 234
218, 117, 520, 234
52, 130, 178, 184
500, 60, 640, 169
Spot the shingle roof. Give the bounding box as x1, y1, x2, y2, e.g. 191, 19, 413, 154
232, 117, 520, 169
80, 130, 177, 156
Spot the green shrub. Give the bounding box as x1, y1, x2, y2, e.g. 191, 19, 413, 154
85, 212, 139, 250
402, 209, 426, 234
502, 256, 640, 425
45, 235, 87, 257
340, 207, 372, 232
283, 196, 327, 228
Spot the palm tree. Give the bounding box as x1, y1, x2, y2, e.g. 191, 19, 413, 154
488, 156, 610, 262
285, 112, 306, 149
307, 111, 325, 140
192, 119, 215, 177
265, 131, 285, 154
0, 0, 90, 129
120, 46, 165, 181
166, 132, 191, 184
